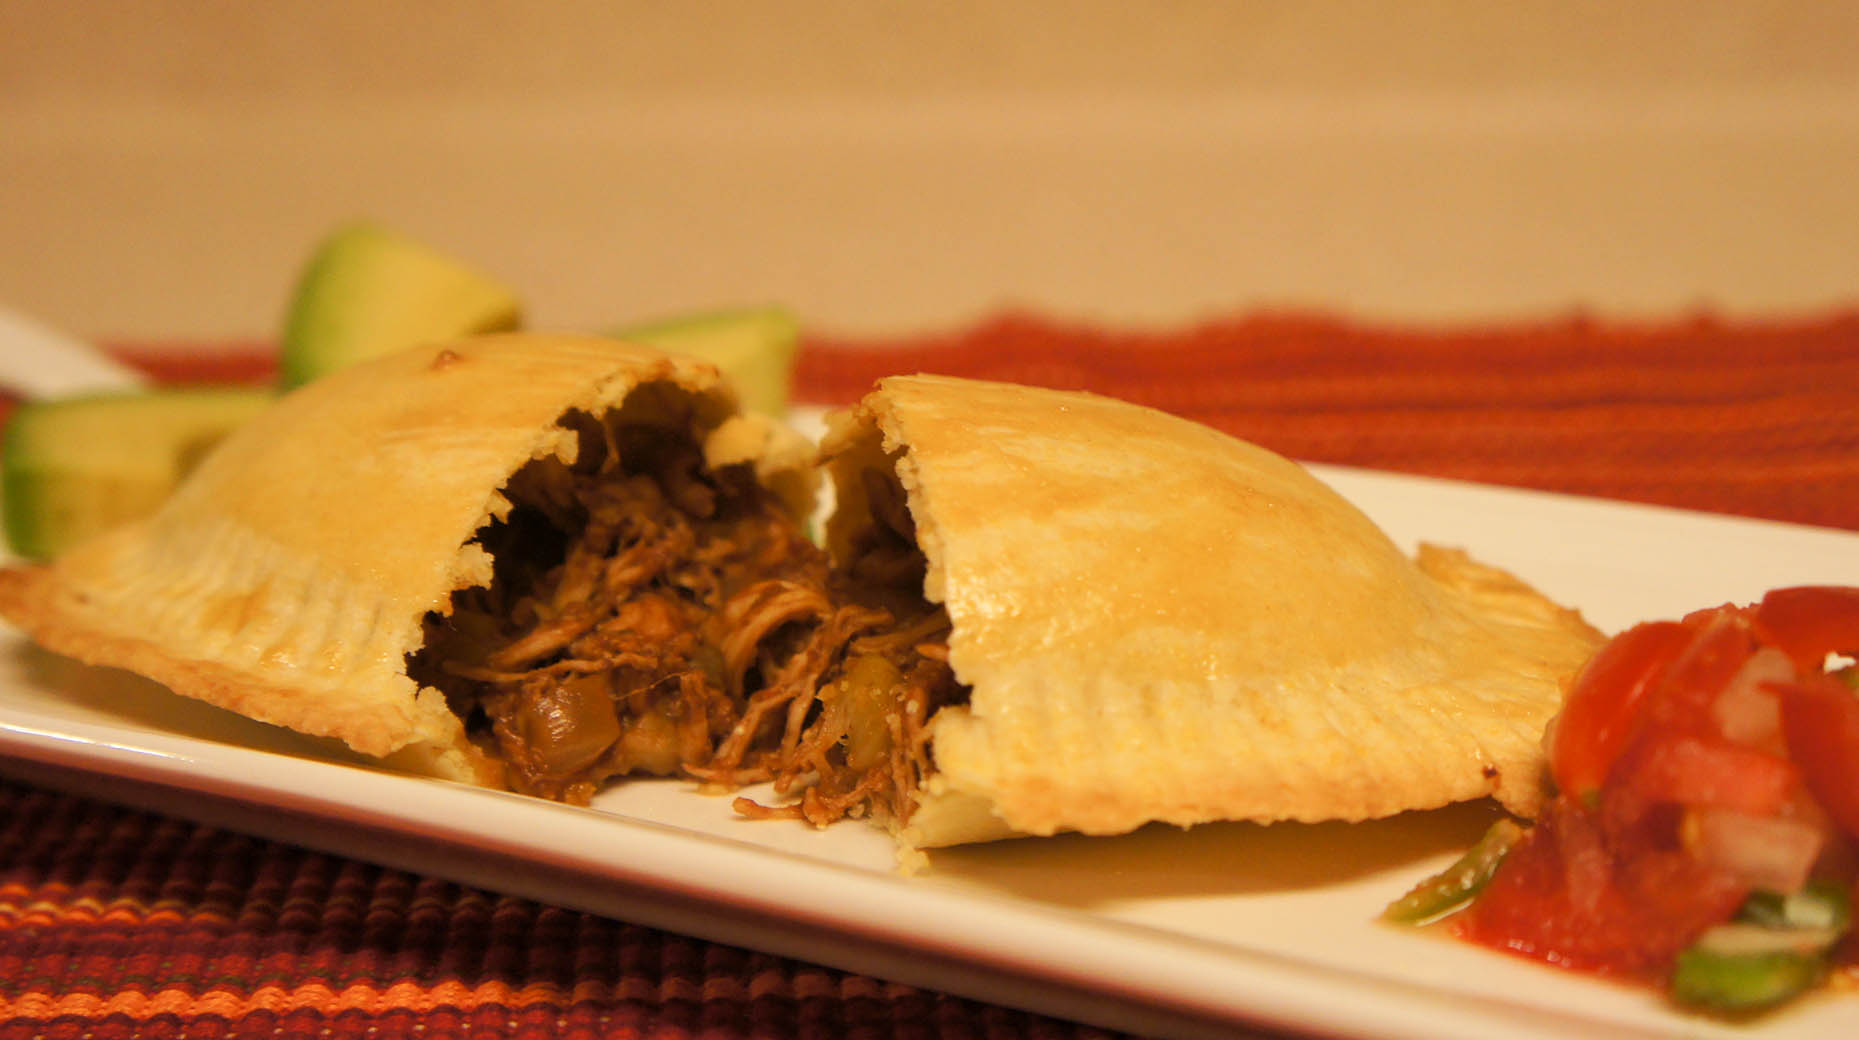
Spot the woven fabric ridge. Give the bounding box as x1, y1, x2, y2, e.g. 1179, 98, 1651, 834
796, 310, 1859, 531
8, 308, 1852, 1038
0, 782, 1134, 1040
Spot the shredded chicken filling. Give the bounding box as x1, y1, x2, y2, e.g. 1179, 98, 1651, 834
408, 404, 964, 827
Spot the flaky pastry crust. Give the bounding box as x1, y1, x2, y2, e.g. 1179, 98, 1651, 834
0, 333, 815, 784
821, 375, 1602, 850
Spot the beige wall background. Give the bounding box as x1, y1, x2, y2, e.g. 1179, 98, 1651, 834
4, 1, 1858, 339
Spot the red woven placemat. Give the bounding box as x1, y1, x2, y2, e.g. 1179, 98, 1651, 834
0, 782, 1096, 1040
3, 309, 1856, 1039
795, 310, 1859, 531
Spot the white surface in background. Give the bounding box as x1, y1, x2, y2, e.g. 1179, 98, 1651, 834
0, 305, 145, 397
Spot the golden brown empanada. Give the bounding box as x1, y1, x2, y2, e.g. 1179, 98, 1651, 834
820, 375, 1603, 849
0, 334, 816, 789
0, 350, 1602, 858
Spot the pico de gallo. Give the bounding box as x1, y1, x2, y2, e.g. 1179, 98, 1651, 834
1385, 586, 1859, 1014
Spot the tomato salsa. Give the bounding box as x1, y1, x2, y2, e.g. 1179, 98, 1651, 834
1387, 586, 1859, 1014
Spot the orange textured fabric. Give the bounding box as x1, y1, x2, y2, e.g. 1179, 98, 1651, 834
0, 783, 1115, 1040
793, 310, 1859, 531
3, 309, 1855, 1039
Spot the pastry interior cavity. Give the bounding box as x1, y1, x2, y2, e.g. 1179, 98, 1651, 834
408, 383, 965, 827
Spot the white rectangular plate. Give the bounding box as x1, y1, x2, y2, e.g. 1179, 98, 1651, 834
3, 456, 1856, 1040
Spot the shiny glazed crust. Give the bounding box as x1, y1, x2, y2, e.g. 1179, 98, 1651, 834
821, 375, 1603, 850
0, 333, 816, 785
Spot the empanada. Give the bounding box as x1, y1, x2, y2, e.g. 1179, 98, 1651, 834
0, 340, 1602, 856
0, 334, 817, 789
821, 375, 1603, 848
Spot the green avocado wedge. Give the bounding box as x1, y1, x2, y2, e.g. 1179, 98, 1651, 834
279, 222, 522, 388
3, 387, 275, 560
613, 306, 800, 416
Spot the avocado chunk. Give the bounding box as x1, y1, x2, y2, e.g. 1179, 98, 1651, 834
614, 306, 800, 416
4, 388, 275, 560
280, 222, 522, 388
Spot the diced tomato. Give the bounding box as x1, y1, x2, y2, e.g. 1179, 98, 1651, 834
1613, 733, 1799, 814
1450, 586, 1859, 1001
1605, 734, 1800, 825
1777, 673, 1859, 839
1458, 799, 1748, 976
1753, 586, 1859, 673
1551, 620, 1694, 801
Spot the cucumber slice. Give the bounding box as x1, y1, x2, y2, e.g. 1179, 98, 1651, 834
280, 223, 521, 388
614, 306, 799, 416
3, 388, 274, 560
